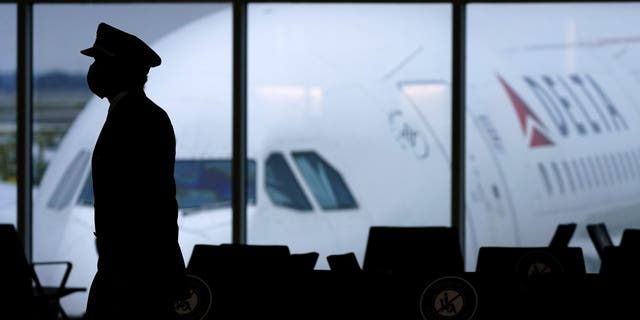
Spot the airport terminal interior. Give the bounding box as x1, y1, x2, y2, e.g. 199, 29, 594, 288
1, 1, 640, 319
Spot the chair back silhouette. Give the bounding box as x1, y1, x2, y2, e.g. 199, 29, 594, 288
188, 244, 291, 276
600, 229, 640, 276
620, 229, 640, 249
289, 252, 319, 272
186, 244, 295, 319
0, 225, 35, 313
0, 224, 55, 319
476, 247, 586, 276
327, 252, 362, 273
220, 243, 291, 272
586, 223, 613, 260
363, 226, 463, 277
548, 223, 577, 248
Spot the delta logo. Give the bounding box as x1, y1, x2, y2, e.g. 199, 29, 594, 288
497, 74, 628, 149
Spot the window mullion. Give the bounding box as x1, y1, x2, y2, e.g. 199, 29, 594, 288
17, 0, 33, 261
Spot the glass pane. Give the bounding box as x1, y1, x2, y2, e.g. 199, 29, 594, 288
77, 160, 257, 211
292, 151, 357, 210
32, 4, 231, 315
266, 153, 313, 211
466, 3, 640, 272
248, 4, 452, 269
0, 5, 16, 226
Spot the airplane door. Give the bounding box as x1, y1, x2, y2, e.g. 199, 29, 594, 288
465, 110, 520, 268
397, 80, 451, 161
397, 80, 520, 269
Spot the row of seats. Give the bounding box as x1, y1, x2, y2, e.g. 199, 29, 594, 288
329, 223, 639, 276
186, 226, 586, 278
2, 223, 639, 319
181, 225, 640, 319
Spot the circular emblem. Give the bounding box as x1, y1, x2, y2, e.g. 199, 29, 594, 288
419, 276, 478, 320
516, 251, 563, 278
174, 274, 212, 320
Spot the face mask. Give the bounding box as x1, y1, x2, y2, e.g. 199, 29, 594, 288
87, 62, 110, 98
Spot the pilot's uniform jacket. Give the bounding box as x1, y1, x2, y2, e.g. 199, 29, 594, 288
86, 90, 185, 319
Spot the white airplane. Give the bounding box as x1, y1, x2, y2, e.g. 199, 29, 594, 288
0, 182, 16, 225
25, 3, 640, 315
465, 3, 640, 268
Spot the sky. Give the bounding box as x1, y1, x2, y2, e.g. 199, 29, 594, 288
0, 3, 228, 74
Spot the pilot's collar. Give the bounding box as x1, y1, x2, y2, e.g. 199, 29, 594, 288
108, 91, 129, 114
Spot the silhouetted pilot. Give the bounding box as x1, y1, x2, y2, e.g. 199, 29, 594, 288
82, 23, 186, 320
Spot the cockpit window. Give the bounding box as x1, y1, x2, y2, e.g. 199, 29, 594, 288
77, 159, 256, 213
292, 151, 357, 210
78, 174, 94, 206
265, 153, 312, 211
48, 149, 91, 210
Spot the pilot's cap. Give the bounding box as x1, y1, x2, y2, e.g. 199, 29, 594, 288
81, 22, 161, 68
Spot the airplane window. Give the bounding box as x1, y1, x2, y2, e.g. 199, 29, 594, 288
78, 160, 256, 212
0, 4, 16, 225
175, 160, 256, 212
77, 173, 93, 206
265, 153, 312, 211
47, 150, 91, 210
292, 151, 357, 210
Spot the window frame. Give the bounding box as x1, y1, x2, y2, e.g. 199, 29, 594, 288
11, 0, 619, 261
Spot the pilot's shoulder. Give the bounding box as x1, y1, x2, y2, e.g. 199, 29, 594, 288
141, 96, 171, 120
151, 104, 173, 126
142, 98, 175, 135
